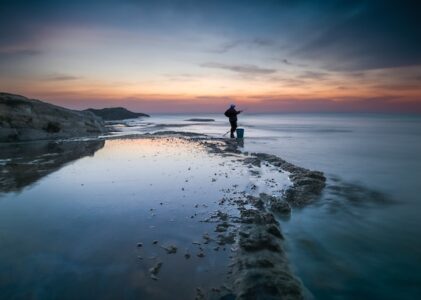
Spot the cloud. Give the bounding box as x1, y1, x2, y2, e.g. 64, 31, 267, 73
298, 71, 329, 80
45, 74, 82, 81
280, 58, 307, 68
250, 38, 275, 47
254, 95, 421, 113
0, 48, 42, 59
201, 62, 276, 75
209, 40, 243, 54
209, 37, 276, 53
295, 1, 421, 70
282, 59, 291, 65
33, 91, 421, 114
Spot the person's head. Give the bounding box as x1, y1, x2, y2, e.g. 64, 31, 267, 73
230, 104, 236, 108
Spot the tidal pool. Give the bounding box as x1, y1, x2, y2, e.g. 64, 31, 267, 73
0, 137, 290, 299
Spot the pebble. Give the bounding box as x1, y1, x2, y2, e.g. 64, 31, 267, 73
149, 261, 162, 280
162, 245, 177, 254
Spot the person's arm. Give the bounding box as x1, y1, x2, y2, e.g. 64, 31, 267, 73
236, 110, 242, 115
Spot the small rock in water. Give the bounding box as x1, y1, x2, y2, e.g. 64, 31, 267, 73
197, 252, 205, 258
184, 253, 191, 259
153, 240, 158, 245
203, 233, 212, 243
195, 287, 205, 300
149, 261, 163, 280
162, 245, 177, 254
137, 242, 143, 247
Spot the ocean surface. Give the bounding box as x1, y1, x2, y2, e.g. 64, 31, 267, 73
117, 113, 421, 299
1, 113, 421, 299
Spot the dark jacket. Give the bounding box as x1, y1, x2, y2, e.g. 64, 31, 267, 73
224, 107, 240, 121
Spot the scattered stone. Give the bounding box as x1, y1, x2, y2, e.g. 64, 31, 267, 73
137, 242, 143, 247
149, 261, 162, 280
161, 245, 177, 254
203, 233, 212, 244
152, 240, 158, 245
195, 287, 205, 300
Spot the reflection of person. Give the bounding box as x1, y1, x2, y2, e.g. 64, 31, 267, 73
224, 104, 242, 138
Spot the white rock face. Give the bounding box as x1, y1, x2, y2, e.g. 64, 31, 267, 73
0, 93, 105, 142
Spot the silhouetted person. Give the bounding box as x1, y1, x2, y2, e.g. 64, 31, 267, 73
224, 104, 242, 138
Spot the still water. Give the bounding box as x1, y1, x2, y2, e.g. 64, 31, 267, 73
119, 113, 421, 299
1, 113, 421, 299
0, 138, 261, 299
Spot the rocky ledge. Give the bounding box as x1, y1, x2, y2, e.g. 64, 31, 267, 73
84, 107, 150, 120
0, 93, 106, 142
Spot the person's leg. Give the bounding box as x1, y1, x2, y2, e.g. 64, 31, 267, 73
230, 120, 237, 138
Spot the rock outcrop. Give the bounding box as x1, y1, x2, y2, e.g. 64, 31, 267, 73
0, 93, 106, 142
84, 107, 150, 120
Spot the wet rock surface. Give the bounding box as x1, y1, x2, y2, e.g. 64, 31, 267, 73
208, 193, 304, 300
232, 207, 303, 300
199, 138, 326, 207
0, 93, 105, 142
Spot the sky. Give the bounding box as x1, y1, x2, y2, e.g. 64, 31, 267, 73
0, 0, 421, 113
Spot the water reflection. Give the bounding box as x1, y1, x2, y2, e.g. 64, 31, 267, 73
0, 139, 104, 193
0, 138, 254, 299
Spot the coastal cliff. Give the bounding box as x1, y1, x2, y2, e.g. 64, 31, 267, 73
0, 93, 106, 142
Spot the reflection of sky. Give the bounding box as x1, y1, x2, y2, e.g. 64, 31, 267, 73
0, 138, 290, 299
1, 0, 420, 112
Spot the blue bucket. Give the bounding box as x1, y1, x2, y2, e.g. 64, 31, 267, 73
236, 128, 244, 138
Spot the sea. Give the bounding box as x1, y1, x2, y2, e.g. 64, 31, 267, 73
1, 113, 420, 299
119, 112, 421, 299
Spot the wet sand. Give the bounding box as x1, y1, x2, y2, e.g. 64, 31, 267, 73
0, 134, 325, 299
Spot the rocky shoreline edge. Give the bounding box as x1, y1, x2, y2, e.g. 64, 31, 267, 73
201, 137, 325, 300
109, 132, 326, 299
